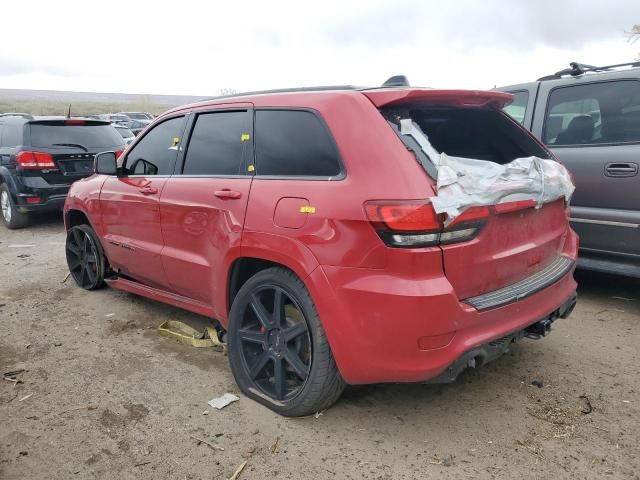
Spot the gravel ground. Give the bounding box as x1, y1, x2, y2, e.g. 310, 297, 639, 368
1, 214, 638, 479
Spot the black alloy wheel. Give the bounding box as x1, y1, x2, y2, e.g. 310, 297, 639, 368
65, 224, 106, 290
237, 285, 312, 400
228, 267, 345, 416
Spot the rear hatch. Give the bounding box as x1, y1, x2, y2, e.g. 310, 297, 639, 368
24, 119, 125, 184
369, 90, 572, 300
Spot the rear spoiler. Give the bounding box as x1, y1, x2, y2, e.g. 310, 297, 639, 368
28, 119, 111, 126
363, 89, 514, 109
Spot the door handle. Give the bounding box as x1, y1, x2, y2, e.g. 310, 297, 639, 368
139, 187, 158, 195
214, 189, 242, 199
605, 162, 638, 177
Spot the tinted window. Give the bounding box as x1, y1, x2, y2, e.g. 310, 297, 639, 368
30, 124, 123, 148
124, 116, 185, 176
544, 80, 640, 146
255, 110, 341, 177
386, 107, 548, 165
116, 127, 134, 138
182, 111, 251, 175
1, 124, 22, 147
503, 90, 529, 124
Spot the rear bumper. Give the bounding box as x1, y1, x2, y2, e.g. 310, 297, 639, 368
425, 293, 576, 384
14, 177, 71, 213
309, 229, 579, 385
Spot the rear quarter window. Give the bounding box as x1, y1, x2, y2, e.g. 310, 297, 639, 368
1, 124, 22, 147
254, 110, 342, 177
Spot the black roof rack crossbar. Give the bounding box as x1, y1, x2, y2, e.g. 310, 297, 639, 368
538, 61, 640, 81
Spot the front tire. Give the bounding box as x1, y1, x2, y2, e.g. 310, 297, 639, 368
65, 224, 106, 290
0, 184, 29, 229
227, 267, 345, 416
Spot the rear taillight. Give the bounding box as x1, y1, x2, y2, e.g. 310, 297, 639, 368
16, 151, 57, 170
64, 119, 85, 125
114, 150, 124, 159
364, 201, 489, 248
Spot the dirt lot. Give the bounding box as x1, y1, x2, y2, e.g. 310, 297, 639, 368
1, 215, 638, 480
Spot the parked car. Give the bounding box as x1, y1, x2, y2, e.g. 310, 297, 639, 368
498, 61, 640, 278
96, 114, 130, 126
63, 83, 578, 416
117, 111, 154, 121
0, 113, 34, 120
126, 118, 151, 136
113, 125, 136, 145
0, 117, 125, 228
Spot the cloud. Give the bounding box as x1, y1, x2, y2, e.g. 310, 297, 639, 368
0, 58, 75, 77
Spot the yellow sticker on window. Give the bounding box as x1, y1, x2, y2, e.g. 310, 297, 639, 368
299, 206, 316, 214
240, 133, 250, 142
172, 137, 180, 146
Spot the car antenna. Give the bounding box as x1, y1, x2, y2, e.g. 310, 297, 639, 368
67, 104, 72, 118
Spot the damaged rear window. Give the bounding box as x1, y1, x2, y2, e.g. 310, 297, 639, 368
382, 107, 550, 173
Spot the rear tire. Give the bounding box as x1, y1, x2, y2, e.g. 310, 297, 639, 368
65, 224, 106, 290
0, 184, 29, 229
227, 267, 345, 416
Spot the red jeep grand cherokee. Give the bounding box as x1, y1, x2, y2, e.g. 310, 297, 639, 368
63, 85, 578, 416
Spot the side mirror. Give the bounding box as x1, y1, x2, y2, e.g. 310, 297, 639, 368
94, 151, 117, 175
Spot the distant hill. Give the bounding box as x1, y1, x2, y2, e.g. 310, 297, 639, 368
0, 88, 208, 107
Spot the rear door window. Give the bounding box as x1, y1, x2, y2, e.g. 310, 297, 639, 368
544, 80, 640, 146
30, 124, 123, 148
254, 110, 342, 177
502, 90, 529, 124
124, 116, 185, 176
181, 110, 252, 175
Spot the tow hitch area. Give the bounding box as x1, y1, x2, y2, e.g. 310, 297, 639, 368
426, 293, 577, 384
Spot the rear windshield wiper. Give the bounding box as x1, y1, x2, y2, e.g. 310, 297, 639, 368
51, 143, 88, 152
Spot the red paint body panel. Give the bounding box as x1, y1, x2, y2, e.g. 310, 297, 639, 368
64, 87, 579, 386
441, 199, 569, 300
159, 177, 252, 316
100, 176, 170, 289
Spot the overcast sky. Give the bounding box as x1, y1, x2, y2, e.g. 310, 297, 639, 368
1, 0, 638, 96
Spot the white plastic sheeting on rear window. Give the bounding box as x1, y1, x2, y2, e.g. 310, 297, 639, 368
400, 119, 575, 222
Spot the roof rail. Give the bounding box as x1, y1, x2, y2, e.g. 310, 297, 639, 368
204, 85, 362, 102
538, 61, 640, 81
202, 75, 413, 102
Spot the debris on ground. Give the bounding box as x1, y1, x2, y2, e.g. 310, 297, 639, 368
17, 254, 30, 258
429, 454, 455, 466
531, 380, 544, 388
227, 460, 247, 480
611, 296, 634, 301
579, 395, 593, 414
208, 393, 239, 410
18, 393, 33, 402
271, 436, 280, 453
314, 411, 324, 419
189, 434, 224, 451
105, 313, 115, 318
62, 272, 71, 283
58, 404, 98, 415
158, 321, 222, 348
516, 439, 544, 457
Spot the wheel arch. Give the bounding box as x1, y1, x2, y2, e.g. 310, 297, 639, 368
226, 255, 314, 324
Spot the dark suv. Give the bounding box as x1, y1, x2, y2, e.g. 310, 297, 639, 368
0, 117, 125, 228
498, 62, 640, 277
64, 85, 577, 416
